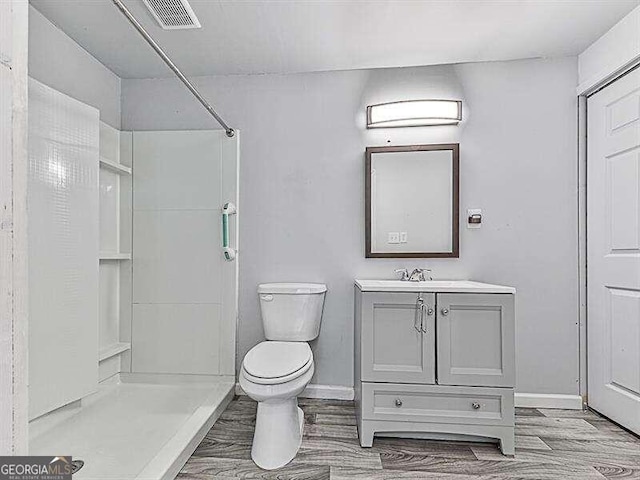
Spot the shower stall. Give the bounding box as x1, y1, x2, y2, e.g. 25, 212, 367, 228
27, 78, 239, 480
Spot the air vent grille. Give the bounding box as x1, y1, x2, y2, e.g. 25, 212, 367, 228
142, 0, 201, 30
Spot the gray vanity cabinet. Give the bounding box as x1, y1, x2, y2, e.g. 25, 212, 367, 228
437, 293, 515, 388
360, 292, 435, 384
354, 281, 516, 456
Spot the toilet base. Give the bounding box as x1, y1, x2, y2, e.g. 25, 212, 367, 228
251, 398, 304, 470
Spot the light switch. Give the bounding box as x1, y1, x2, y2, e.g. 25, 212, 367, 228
388, 232, 400, 244
468, 209, 482, 229
399, 232, 408, 243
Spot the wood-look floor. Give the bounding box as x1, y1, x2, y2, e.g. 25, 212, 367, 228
178, 396, 640, 480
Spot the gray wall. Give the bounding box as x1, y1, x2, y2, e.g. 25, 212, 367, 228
122, 57, 579, 396
28, 6, 121, 129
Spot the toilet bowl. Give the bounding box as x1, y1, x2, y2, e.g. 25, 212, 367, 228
240, 283, 326, 470
240, 341, 314, 469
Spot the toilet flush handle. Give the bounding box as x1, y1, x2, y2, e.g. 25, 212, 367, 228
260, 294, 274, 302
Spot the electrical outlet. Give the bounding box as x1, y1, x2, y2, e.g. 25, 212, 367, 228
388, 232, 400, 244
399, 232, 408, 243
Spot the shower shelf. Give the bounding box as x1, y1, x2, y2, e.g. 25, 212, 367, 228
99, 156, 132, 175
99, 252, 131, 260
98, 342, 131, 362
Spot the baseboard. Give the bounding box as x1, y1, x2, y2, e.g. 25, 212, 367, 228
515, 393, 583, 410
301, 384, 355, 400
234, 384, 580, 409
235, 383, 354, 401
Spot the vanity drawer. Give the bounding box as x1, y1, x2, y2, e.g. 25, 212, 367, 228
361, 382, 514, 426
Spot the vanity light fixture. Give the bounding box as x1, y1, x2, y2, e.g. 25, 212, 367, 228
366, 99, 462, 128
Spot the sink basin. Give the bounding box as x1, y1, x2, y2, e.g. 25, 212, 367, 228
354, 279, 515, 294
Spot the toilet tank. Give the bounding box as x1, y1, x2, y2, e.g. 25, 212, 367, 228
258, 283, 327, 341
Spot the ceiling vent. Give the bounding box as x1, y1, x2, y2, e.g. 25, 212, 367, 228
142, 0, 201, 30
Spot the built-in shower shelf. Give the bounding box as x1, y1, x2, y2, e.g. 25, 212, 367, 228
99, 252, 131, 260
100, 157, 132, 175
99, 342, 131, 362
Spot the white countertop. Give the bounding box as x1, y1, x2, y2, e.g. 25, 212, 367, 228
354, 279, 516, 294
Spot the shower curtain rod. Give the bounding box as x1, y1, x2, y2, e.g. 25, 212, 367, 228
111, 0, 235, 137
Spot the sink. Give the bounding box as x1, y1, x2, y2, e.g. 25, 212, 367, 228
354, 279, 515, 294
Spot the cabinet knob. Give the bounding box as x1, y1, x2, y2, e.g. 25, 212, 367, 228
441, 308, 449, 316
426, 307, 434, 316
395, 398, 403, 407
472, 402, 481, 410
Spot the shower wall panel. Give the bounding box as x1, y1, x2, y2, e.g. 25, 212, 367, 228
131, 130, 238, 376
28, 79, 99, 419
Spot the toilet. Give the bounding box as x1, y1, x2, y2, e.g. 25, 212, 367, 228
239, 282, 327, 470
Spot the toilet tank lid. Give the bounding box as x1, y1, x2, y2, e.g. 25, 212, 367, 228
258, 283, 327, 294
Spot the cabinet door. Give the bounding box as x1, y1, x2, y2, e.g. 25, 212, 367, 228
437, 293, 515, 387
361, 292, 435, 384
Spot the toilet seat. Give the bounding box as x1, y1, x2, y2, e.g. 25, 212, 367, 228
242, 341, 313, 385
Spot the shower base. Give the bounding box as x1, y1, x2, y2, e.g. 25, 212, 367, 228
29, 373, 235, 480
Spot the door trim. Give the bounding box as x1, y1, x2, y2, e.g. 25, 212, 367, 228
1, 0, 29, 455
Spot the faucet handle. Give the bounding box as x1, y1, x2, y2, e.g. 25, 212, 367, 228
394, 268, 410, 281
410, 268, 433, 282
421, 268, 433, 281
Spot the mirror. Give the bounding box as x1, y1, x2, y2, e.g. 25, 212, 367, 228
365, 144, 459, 258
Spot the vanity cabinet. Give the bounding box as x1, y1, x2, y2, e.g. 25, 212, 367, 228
354, 280, 516, 455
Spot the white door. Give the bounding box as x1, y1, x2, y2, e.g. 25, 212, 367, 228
131, 131, 238, 376
587, 67, 640, 434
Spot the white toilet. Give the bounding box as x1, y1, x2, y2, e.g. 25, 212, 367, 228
239, 282, 327, 470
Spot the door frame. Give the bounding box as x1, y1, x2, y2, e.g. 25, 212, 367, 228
578, 60, 640, 407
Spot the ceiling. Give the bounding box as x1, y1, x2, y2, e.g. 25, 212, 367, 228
31, 0, 640, 79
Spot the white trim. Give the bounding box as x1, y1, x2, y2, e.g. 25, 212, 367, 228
236, 383, 355, 401
515, 393, 583, 410
577, 58, 640, 96
0, 0, 29, 456
301, 384, 355, 401
221, 131, 239, 377
577, 95, 587, 399
236, 384, 582, 408
577, 5, 640, 95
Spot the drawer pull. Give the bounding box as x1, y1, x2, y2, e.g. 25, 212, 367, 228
395, 398, 403, 407
472, 402, 481, 410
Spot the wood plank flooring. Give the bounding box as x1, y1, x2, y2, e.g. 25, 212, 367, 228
178, 397, 640, 480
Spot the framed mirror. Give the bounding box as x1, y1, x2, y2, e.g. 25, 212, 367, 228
365, 144, 459, 258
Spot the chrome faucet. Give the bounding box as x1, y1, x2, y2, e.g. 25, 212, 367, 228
395, 268, 433, 281
409, 268, 432, 282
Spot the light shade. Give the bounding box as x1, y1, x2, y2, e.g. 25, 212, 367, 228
367, 99, 462, 128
